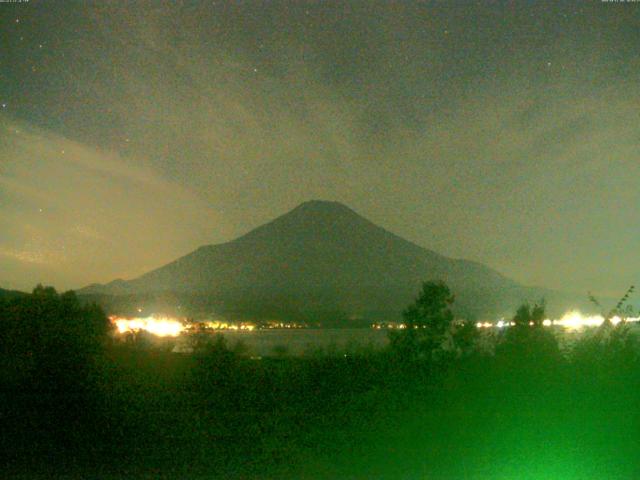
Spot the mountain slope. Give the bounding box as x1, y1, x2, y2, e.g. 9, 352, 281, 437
0, 287, 27, 300
79, 201, 557, 322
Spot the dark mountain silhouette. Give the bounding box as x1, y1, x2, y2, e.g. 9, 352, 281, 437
79, 200, 568, 323
0, 287, 27, 300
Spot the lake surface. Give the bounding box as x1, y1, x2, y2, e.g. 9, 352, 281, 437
176, 328, 391, 356
171, 324, 640, 357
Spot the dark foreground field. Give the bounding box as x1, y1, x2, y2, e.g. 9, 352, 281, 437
3, 344, 640, 479
2, 287, 640, 479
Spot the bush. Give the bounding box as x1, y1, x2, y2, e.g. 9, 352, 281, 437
0, 285, 111, 390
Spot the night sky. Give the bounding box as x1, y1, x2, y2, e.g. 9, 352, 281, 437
1, 1, 639, 296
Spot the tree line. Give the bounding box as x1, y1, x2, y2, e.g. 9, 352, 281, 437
1, 282, 639, 478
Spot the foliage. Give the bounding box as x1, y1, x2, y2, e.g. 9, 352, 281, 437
0, 284, 111, 390
578, 285, 639, 372
497, 299, 560, 362
450, 319, 480, 357
572, 322, 638, 373
512, 299, 546, 327
389, 281, 456, 361
5, 284, 640, 478
0, 285, 114, 471
589, 285, 636, 322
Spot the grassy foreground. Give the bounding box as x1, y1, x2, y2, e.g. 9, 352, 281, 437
2, 286, 640, 479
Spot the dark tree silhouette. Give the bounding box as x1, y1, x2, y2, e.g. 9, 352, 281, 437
589, 285, 636, 325
451, 319, 480, 357
577, 285, 639, 370
0, 285, 111, 390
498, 299, 559, 362
390, 281, 455, 360
512, 300, 546, 327
0, 285, 114, 470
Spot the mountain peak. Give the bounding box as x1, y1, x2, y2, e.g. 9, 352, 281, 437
234, 200, 371, 244
291, 200, 356, 215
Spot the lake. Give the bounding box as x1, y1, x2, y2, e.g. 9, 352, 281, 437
173, 328, 391, 356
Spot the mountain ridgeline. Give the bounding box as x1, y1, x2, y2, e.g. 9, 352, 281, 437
0, 288, 27, 300
80, 201, 559, 324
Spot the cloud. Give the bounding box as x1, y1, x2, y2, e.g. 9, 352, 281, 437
3, 2, 639, 297
0, 115, 229, 290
